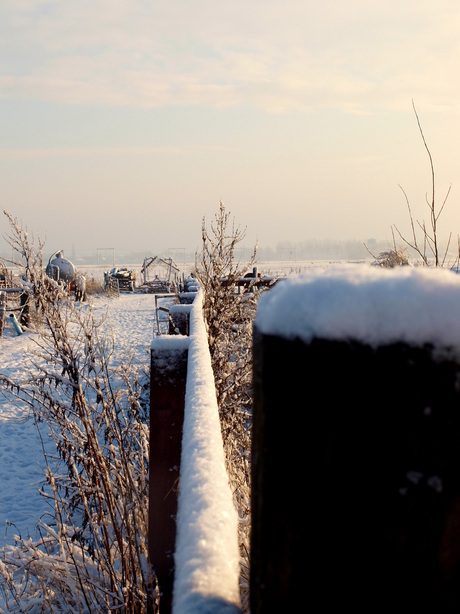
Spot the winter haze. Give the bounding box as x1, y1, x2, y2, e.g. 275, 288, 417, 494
1, 1, 460, 260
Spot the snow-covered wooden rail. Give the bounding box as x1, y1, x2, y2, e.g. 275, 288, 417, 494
251, 265, 460, 612
149, 284, 241, 614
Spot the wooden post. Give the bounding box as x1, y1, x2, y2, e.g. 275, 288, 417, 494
0, 292, 5, 337
251, 331, 460, 612
149, 339, 189, 614
168, 305, 192, 336
20, 290, 30, 327
179, 291, 197, 305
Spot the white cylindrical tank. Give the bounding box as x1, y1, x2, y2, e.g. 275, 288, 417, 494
46, 251, 76, 283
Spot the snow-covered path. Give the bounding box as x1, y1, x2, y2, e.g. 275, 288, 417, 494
0, 292, 162, 543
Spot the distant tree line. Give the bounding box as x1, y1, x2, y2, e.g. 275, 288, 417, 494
256, 239, 380, 262
0, 238, 425, 266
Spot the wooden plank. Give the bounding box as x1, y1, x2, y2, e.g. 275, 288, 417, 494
149, 341, 188, 614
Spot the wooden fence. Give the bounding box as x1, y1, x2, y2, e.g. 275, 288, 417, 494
149, 284, 241, 614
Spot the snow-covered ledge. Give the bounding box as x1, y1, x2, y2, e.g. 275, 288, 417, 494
255, 264, 460, 354
172, 289, 241, 614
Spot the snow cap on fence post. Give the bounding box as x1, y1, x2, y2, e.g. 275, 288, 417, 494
255, 264, 460, 352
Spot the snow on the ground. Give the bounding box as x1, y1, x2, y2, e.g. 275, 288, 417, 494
0, 292, 162, 543
0, 327, 50, 542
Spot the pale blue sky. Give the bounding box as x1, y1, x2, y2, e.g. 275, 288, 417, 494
1, 0, 460, 259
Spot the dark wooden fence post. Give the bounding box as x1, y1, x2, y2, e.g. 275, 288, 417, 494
0, 292, 5, 337
149, 339, 189, 613
20, 290, 30, 327
179, 291, 197, 305
251, 330, 460, 612
168, 305, 192, 336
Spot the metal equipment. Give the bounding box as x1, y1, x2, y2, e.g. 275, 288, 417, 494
139, 256, 180, 293
45, 250, 87, 301
104, 267, 137, 292
46, 250, 76, 284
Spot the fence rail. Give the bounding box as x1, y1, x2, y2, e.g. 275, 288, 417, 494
149, 286, 241, 614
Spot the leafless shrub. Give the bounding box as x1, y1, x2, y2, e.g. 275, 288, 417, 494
394, 102, 458, 268
84, 275, 103, 296
371, 248, 409, 268
365, 102, 459, 270
0, 212, 156, 612
194, 201, 258, 613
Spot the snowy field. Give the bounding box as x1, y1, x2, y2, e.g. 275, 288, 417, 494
0, 259, 335, 548
0, 292, 166, 545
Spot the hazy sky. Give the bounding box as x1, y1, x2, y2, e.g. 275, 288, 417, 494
1, 0, 460, 259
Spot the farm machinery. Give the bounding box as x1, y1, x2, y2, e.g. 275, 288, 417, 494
46, 250, 87, 301
103, 256, 183, 294
139, 256, 180, 293
104, 267, 137, 293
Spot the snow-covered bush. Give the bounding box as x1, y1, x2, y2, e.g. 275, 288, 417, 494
0, 213, 155, 612
194, 201, 258, 613
371, 248, 409, 268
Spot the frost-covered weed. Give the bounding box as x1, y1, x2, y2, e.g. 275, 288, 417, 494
0, 213, 156, 613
